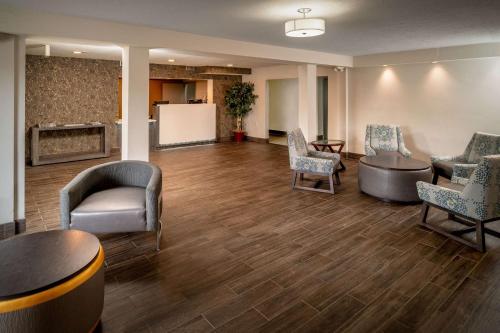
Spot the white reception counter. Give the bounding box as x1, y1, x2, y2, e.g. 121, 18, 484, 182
157, 104, 216, 145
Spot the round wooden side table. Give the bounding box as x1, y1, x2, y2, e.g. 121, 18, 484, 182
311, 139, 347, 171
0, 230, 105, 333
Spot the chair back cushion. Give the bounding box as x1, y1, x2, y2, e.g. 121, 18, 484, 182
466, 132, 500, 163
463, 155, 500, 220
288, 129, 308, 161
368, 124, 399, 153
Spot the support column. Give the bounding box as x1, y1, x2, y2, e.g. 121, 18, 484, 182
15, 36, 25, 228
0, 35, 16, 237
121, 46, 149, 161
298, 64, 318, 142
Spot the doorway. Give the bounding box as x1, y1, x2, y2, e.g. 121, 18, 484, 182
267, 78, 299, 145
317, 76, 328, 140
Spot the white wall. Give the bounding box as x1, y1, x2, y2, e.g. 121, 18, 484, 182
243, 65, 298, 138
0, 37, 15, 224
244, 65, 346, 141
268, 79, 298, 132
349, 57, 500, 159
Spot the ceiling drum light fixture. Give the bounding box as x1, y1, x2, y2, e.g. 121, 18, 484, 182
285, 8, 325, 38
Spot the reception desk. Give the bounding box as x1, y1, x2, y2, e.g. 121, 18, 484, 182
156, 104, 216, 146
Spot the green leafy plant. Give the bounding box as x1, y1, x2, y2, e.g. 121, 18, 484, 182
224, 82, 258, 132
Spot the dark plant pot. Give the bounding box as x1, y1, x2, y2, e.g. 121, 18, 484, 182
233, 131, 245, 142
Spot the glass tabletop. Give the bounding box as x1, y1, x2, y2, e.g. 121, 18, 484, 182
311, 139, 345, 146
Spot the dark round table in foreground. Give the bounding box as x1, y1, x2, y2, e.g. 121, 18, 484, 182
0, 230, 104, 333
358, 155, 432, 203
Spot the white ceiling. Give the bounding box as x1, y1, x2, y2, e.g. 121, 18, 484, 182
25, 38, 290, 68
4, 0, 500, 55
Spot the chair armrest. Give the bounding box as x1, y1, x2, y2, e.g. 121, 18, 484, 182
291, 156, 334, 174
398, 145, 412, 158
452, 163, 477, 179
308, 150, 341, 163
416, 181, 466, 214
396, 128, 412, 158
145, 164, 163, 231
430, 155, 466, 163
365, 145, 376, 156
59, 167, 104, 229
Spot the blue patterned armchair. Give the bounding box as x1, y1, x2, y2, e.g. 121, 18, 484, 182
431, 132, 500, 184
417, 155, 500, 252
287, 128, 341, 194
364, 124, 412, 157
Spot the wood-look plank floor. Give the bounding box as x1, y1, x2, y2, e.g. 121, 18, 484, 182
25, 142, 500, 333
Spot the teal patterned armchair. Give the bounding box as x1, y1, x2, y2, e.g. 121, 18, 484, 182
431, 132, 500, 184
287, 128, 341, 194
417, 155, 500, 252
364, 124, 412, 157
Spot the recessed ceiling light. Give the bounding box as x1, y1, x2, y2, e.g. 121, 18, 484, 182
432, 61, 439, 64
285, 8, 325, 38
73, 50, 85, 54
168, 59, 175, 63
227, 64, 234, 67
383, 64, 388, 67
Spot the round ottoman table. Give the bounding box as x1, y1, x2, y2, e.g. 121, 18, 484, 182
358, 155, 432, 203
0, 230, 104, 333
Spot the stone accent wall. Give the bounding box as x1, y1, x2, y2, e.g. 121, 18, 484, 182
26, 56, 120, 159
26, 56, 244, 160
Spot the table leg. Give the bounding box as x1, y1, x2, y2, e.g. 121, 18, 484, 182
334, 144, 346, 171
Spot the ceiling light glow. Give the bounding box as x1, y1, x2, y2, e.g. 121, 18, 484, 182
285, 8, 325, 38
168, 59, 175, 63
227, 64, 234, 67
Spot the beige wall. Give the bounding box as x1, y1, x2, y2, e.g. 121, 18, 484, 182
243, 65, 346, 140
268, 78, 298, 132
349, 57, 500, 159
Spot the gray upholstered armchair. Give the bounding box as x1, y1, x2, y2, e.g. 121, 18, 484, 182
287, 128, 341, 194
60, 160, 163, 250
431, 132, 500, 184
417, 155, 500, 252
364, 124, 412, 157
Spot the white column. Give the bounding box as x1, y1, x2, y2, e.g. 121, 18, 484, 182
298, 64, 318, 142
121, 46, 149, 161
14, 36, 25, 222
0, 36, 15, 228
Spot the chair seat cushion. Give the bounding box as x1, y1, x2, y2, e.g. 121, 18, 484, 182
70, 187, 146, 233
432, 160, 456, 179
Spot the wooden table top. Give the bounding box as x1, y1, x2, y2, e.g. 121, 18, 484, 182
360, 155, 431, 171
0, 230, 100, 299
311, 140, 345, 146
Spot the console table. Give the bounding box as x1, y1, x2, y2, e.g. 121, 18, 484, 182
31, 124, 110, 166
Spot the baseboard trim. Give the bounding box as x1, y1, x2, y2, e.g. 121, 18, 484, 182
15, 219, 26, 234
247, 136, 269, 144
217, 137, 233, 143
342, 152, 364, 160
0, 222, 15, 240
156, 140, 217, 150
269, 130, 286, 137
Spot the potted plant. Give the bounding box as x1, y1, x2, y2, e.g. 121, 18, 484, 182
224, 82, 258, 142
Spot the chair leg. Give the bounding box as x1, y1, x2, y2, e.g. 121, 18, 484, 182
300, 173, 304, 181
334, 171, 341, 185
431, 172, 439, 185
419, 203, 430, 225
156, 220, 163, 251
476, 221, 486, 252
291, 171, 297, 189
328, 173, 335, 194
